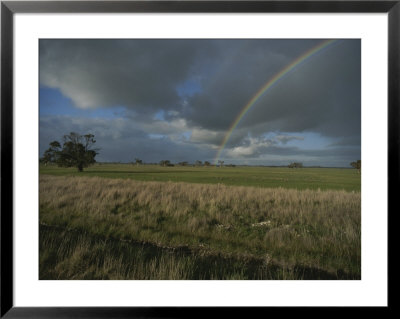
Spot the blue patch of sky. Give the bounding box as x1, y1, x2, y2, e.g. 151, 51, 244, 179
182, 131, 192, 141
176, 78, 202, 97
153, 110, 165, 121
40, 87, 126, 119
148, 133, 166, 139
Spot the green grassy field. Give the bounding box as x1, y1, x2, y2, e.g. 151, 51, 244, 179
39, 163, 361, 192
39, 165, 361, 280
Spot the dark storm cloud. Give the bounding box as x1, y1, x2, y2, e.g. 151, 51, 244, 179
40, 39, 327, 115
236, 40, 360, 139
184, 40, 360, 144
40, 39, 212, 110
180, 40, 327, 131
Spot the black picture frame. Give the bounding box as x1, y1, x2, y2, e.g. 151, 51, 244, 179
1, 1, 395, 317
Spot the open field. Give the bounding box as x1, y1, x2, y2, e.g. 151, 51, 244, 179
39, 163, 361, 192
39, 172, 361, 280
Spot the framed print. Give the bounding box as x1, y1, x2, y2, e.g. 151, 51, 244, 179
1, 0, 395, 317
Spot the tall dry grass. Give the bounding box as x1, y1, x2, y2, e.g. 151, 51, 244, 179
40, 225, 347, 280
39, 175, 361, 279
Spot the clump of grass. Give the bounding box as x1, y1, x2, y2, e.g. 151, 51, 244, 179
40, 175, 361, 279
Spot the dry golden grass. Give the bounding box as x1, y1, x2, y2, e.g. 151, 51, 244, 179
39, 175, 361, 279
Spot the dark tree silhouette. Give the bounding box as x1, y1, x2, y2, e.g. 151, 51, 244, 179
42, 132, 98, 172
350, 160, 361, 173
134, 158, 143, 166
160, 160, 173, 167
178, 161, 189, 166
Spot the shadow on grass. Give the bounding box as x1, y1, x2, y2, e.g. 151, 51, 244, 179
39, 224, 360, 280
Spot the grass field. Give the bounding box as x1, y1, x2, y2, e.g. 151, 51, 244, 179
40, 163, 361, 192
39, 164, 361, 280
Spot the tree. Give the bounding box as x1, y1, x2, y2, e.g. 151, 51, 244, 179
195, 160, 203, 166
134, 158, 143, 166
218, 160, 224, 168
42, 132, 98, 172
160, 160, 173, 167
204, 161, 211, 166
350, 160, 361, 173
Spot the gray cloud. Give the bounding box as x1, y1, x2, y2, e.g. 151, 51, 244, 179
226, 143, 360, 167
40, 115, 215, 164
275, 134, 305, 144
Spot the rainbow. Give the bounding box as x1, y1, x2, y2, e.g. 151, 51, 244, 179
213, 39, 339, 165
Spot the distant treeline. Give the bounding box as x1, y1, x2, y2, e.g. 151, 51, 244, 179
87, 161, 356, 169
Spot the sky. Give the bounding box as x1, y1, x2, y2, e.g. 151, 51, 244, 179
39, 39, 361, 167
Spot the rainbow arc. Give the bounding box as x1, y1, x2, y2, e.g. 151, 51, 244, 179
214, 39, 339, 165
